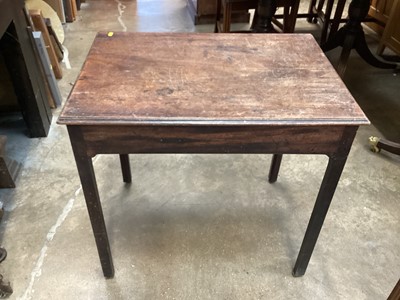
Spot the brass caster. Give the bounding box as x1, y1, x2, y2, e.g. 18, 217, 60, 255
369, 136, 381, 153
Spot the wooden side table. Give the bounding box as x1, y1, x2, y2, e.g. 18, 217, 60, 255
58, 32, 369, 278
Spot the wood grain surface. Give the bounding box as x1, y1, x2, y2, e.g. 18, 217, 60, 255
58, 32, 369, 126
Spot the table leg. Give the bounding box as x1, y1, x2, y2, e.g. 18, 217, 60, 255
268, 154, 282, 183
388, 279, 400, 300
119, 154, 132, 183
292, 155, 348, 277
68, 126, 115, 278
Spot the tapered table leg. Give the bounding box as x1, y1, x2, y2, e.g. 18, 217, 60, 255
292, 155, 348, 277
68, 126, 114, 278
119, 154, 132, 183
268, 154, 282, 183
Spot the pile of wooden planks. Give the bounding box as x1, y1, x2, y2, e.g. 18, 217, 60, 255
28, 9, 63, 108
29, 10, 63, 78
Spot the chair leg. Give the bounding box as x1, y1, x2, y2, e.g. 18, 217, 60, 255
307, 0, 318, 23
214, 0, 222, 32
251, 9, 259, 30
283, 6, 290, 32
320, 0, 334, 44
223, 2, 232, 32
289, 0, 300, 32
316, 0, 326, 14
328, 0, 346, 39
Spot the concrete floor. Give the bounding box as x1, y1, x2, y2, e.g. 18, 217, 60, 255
0, 0, 399, 299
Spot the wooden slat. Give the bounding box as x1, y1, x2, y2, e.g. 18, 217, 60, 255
63, 0, 75, 22
45, 18, 64, 61
32, 31, 62, 107
43, 0, 66, 23
71, 0, 78, 19
29, 9, 63, 79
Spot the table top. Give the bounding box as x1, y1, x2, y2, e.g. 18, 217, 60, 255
58, 32, 369, 126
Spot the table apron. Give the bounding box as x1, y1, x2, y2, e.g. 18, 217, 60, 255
71, 125, 358, 157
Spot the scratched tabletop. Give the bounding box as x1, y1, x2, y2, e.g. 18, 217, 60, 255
58, 32, 368, 126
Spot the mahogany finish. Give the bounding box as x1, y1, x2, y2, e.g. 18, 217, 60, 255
59, 33, 366, 126
58, 32, 369, 278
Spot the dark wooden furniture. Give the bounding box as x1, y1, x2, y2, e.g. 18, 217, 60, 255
377, 0, 400, 56
388, 279, 400, 300
213, 0, 344, 43
369, 136, 400, 155
188, 0, 251, 24
0, 0, 52, 137
214, 0, 299, 33
305, 0, 348, 44
58, 32, 369, 278
321, 0, 398, 77
299, 0, 392, 45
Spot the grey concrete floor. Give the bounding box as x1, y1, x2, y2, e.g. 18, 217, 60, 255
0, 0, 399, 299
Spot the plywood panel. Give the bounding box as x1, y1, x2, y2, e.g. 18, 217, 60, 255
43, 0, 65, 23
29, 9, 63, 79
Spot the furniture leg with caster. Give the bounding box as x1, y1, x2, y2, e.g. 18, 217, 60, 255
369, 136, 400, 156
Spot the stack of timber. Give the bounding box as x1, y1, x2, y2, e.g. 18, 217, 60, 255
28, 9, 62, 108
